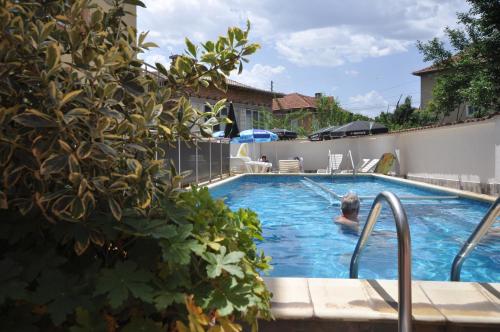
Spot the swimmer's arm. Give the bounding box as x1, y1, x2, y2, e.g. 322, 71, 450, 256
334, 218, 358, 227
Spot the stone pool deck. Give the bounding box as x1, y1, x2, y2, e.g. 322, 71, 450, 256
260, 277, 500, 332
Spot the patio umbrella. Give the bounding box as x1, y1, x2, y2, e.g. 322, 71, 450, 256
308, 125, 339, 141
271, 128, 297, 140
235, 129, 278, 143
224, 102, 239, 138
330, 120, 388, 138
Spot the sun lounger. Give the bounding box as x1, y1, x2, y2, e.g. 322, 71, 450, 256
279, 160, 300, 173
317, 152, 343, 174
357, 158, 379, 173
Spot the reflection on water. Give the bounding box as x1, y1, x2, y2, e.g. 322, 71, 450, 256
210, 175, 498, 282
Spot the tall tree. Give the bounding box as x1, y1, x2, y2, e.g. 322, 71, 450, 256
417, 0, 500, 117
312, 96, 369, 132
375, 96, 437, 130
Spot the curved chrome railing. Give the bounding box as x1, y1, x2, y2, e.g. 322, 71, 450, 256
451, 196, 500, 281
349, 191, 412, 332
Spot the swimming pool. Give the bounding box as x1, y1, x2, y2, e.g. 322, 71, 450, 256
209, 175, 499, 283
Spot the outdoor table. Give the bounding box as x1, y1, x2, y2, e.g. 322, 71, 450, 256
245, 161, 272, 173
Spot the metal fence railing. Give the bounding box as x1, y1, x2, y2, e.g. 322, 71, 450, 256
159, 139, 231, 186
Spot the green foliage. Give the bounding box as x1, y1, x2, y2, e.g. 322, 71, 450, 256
0, 0, 269, 330
375, 96, 438, 131
255, 95, 371, 137
313, 96, 370, 132
254, 107, 309, 133
416, 0, 500, 117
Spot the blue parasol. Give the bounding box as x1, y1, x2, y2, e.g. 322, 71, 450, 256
234, 129, 278, 143
212, 130, 225, 138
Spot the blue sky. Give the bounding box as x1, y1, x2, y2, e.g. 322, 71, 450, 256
137, 0, 469, 118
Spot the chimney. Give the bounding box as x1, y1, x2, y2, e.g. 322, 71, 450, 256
315, 92, 323, 99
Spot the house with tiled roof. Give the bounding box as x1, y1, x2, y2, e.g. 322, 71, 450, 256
272, 93, 328, 131
189, 79, 283, 132
413, 57, 478, 123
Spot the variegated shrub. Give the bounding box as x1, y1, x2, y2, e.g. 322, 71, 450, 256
0, 0, 271, 331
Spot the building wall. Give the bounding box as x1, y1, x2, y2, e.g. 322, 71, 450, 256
189, 84, 275, 132
235, 115, 500, 195
418, 71, 476, 123
96, 1, 137, 28
419, 72, 437, 109
190, 97, 271, 132
193, 85, 274, 108
273, 108, 314, 132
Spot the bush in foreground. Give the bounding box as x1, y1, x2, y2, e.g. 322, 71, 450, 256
0, 0, 270, 330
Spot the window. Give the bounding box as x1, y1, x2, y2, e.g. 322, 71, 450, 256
466, 104, 480, 117
217, 107, 227, 132
253, 110, 259, 128
245, 110, 252, 130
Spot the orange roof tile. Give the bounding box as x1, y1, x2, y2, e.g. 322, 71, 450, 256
272, 93, 319, 112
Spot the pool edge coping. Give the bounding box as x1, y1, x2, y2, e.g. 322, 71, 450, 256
263, 277, 500, 325
206, 173, 497, 203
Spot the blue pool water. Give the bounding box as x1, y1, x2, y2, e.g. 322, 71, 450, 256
210, 175, 499, 282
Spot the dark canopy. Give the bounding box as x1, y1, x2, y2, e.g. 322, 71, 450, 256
271, 128, 297, 140
224, 102, 239, 138
308, 125, 339, 141
308, 121, 387, 141
330, 121, 388, 138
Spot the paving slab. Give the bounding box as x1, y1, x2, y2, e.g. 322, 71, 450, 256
364, 279, 445, 323
308, 278, 391, 321
419, 281, 500, 324
477, 283, 500, 310
263, 277, 313, 319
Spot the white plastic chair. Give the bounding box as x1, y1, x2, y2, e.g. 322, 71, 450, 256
317, 151, 343, 174
230, 156, 252, 173
279, 160, 300, 173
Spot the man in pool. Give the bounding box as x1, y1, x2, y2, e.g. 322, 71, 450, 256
335, 192, 360, 232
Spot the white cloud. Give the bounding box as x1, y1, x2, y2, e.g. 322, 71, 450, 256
138, 0, 272, 49
346, 90, 389, 118
275, 26, 410, 67
229, 64, 286, 90
246, 0, 468, 40
140, 53, 170, 67
344, 69, 359, 76
137, 0, 470, 70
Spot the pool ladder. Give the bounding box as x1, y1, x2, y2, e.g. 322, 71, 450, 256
450, 196, 500, 281
349, 191, 412, 332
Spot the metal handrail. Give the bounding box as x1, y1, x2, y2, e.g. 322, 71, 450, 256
349, 191, 412, 332
451, 196, 500, 281
348, 150, 356, 175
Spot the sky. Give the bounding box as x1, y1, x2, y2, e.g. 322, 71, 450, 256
137, 0, 469, 118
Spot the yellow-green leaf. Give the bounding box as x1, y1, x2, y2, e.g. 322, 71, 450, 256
185, 37, 197, 57
60, 90, 82, 107
46, 43, 60, 71
40, 154, 68, 175
108, 197, 122, 221
74, 237, 90, 255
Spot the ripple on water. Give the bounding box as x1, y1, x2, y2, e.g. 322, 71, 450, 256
210, 176, 498, 282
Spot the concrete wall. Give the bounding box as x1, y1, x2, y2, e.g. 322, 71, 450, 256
231, 116, 500, 195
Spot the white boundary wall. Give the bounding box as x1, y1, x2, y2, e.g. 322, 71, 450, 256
230, 115, 500, 195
